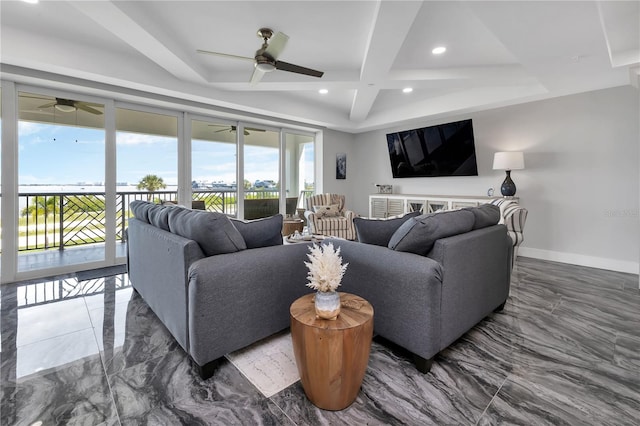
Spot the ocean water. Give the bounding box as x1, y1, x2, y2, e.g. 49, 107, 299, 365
10, 185, 179, 211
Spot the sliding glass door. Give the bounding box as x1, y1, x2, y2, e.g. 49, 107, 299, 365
17, 91, 106, 273
1, 85, 318, 282
116, 107, 178, 251
191, 119, 238, 215
285, 132, 315, 216
243, 127, 280, 220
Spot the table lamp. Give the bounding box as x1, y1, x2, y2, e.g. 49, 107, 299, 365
493, 152, 525, 197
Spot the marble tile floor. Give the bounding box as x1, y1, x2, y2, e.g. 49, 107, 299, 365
1, 257, 638, 425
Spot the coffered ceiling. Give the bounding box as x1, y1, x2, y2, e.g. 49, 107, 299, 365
1, 1, 638, 133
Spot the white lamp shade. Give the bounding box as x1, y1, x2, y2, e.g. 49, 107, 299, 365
493, 151, 525, 170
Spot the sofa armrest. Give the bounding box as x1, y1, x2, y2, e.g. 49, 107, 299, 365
127, 218, 205, 352
343, 209, 356, 220
427, 225, 512, 351
186, 243, 312, 366
325, 239, 444, 360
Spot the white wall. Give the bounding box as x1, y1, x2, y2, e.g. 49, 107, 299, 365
351, 86, 640, 273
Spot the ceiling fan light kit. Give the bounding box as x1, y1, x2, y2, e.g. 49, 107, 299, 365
198, 27, 324, 85
55, 104, 77, 113
37, 98, 103, 115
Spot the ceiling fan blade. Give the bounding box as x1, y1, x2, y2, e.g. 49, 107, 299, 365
245, 127, 266, 132
275, 61, 324, 78
21, 94, 55, 101
197, 49, 255, 62
37, 101, 57, 109
264, 32, 289, 60
214, 128, 230, 133
76, 103, 103, 115
250, 66, 267, 85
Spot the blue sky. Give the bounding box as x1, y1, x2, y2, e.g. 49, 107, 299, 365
17, 121, 312, 186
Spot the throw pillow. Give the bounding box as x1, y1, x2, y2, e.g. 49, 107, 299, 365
129, 200, 153, 223
353, 211, 421, 246
313, 204, 341, 218
168, 208, 247, 256
465, 204, 500, 230
147, 203, 181, 231
231, 214, 284, 249
388, 209, 475, 256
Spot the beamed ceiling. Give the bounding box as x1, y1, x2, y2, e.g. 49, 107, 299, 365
1, 1, 638, 133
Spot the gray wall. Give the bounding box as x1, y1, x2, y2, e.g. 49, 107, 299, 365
349, 86, 639, 273
320, 128, 357, 209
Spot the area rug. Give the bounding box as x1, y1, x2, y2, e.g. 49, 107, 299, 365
225, 331, 300, 398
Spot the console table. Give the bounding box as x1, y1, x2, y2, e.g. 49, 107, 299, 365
369, 194, 518, 218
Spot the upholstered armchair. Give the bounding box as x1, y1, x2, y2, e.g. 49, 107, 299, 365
491, 198, 528, 259
304, 193, 356, 240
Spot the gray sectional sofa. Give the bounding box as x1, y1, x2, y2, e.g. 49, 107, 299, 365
126, 200, 512, 378
127, 200, 311, 378
334, 204, 512, 371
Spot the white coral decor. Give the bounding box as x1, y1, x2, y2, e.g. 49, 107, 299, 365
304, 242, 349, 293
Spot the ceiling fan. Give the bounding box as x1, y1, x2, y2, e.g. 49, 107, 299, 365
38, 98, 103, 115
209, 125, 266, 136
197, 28, 324, 85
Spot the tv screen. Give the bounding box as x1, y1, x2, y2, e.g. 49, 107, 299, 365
386, 119, 478, 178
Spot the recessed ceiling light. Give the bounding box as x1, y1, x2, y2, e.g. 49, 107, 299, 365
432, 46, 446, 55
402, 87, 413, 93
318, 89, 328, 94
22, 0, 39, 3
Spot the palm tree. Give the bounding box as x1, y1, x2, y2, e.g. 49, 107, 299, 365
21, 196, 59, 219
137, 174, 167, 201
21, 196, 59, 249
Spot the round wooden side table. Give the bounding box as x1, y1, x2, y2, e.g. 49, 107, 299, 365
290, 292, 374, 411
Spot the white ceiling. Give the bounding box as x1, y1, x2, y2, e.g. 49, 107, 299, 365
1, 0, 638, 133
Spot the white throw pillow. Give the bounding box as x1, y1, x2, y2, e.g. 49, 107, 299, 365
313, 204, 341, 218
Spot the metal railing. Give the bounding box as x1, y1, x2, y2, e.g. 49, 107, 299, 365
14, 189, 288, 252
14, 273, 131, 308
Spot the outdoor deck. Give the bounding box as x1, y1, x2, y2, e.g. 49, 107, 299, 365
15, 243, 128, 273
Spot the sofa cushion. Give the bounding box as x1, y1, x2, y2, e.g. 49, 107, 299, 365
130, 200, 153, 223
231, 214, 283, 249
168, 209, 246, 256
147, 204, 181, 231
353, 211, 421, 247
388, 209, 475, 255
313, 204, 341, 218
466, 204, 500, 230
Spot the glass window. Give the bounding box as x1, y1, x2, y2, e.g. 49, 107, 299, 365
243, 128, 279, 220
285, 133, 315, 216
17, 92, 105, 272
191, 120, 237, 215
116, 108, 178, 242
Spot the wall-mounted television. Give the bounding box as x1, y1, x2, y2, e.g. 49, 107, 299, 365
386, 119, 478, 178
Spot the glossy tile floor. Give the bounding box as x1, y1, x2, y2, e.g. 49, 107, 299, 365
1, 258, 639, 425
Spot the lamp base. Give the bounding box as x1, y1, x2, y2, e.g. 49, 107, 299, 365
501, 170, 517, 197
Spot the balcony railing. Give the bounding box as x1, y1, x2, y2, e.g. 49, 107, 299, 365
12, 189, 286, 252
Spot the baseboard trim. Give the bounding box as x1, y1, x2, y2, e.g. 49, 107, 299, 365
518, 247, 639, 274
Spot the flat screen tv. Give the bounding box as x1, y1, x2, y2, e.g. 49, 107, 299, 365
386, 119, 478, 178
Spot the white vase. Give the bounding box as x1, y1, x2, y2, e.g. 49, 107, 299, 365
315, 291, 341, 320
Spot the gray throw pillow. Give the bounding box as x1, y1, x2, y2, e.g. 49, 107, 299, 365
231, 214, 284, 249
388, 209, 475, 256
147, 204, 180, 231
465, 204, 500, 230
353, 211, 421, 246
129, 200, 153, 223
168, 208, 247, 256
